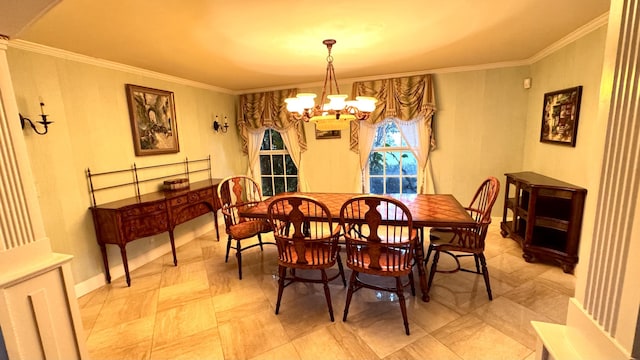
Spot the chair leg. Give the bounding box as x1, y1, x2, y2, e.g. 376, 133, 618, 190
320, 269, 335, 322
225, 236, 232, 262
257, 233, 264, 251
236, 243, 243, 280
474, 254, 481, 273
343, 271, 358, 322
336, 253, 346, 287
478, 253, 493, 300
427, 250, 440, 295
396, 277, 410, 336
275, 265, 287, 314
408, 271, 416, 296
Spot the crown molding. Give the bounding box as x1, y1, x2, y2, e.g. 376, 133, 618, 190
8, 39, 234, 94
528, 12, 609, 64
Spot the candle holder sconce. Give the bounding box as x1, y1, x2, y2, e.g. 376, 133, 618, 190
20, 102, 53, 135
212, 115, 229, 133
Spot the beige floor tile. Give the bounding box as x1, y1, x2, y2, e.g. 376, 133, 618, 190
432, 314, 531, 360
160, 260, 208, 287
292, 324, 379, 360
89, 339, 152, 360
384, 334, 462, 360
93, 289, 159, 329
218, 309, 289, 360
249, 343, 301, 360
150, 328, 224, 360
502, 279, 570, 324
106, 273, 163, 301
85, 316, 155, 353
157, 276, 211, 312
153, 297, 217, 348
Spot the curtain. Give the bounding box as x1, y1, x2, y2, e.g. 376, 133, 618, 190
350, 74, 436, 194
238, 89, 308, 189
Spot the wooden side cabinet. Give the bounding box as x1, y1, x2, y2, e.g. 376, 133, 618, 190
500, 171, 587, 273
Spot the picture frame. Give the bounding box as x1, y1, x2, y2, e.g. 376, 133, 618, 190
315, 129, 341, 140
540, 86, 582, 147
125, 84, 179, 156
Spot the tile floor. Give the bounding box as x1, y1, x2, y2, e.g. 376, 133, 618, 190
78, 222, 575, 360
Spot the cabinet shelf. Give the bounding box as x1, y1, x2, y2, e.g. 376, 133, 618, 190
500, 171, 586, 273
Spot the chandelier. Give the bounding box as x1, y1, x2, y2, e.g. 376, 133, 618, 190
285, 39, 377, 131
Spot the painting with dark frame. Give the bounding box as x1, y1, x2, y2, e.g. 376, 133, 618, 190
315, 129, 341, 140
540, 86, 582, 147
126, 84, 179, 156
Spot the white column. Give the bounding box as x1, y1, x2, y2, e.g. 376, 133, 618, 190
532, 0, 640, 358
0, 35, 88, 360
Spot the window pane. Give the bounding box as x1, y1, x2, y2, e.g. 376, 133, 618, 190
372, 126, 386, 147
402, 177, 418, 194
272, 155, 284, 174
287, 177, 298, 192
271, 131, 284, 150
261, 177, 273, 196
369, 152, 384, 175
370, 177, 384, 194
386, 177, 400, 194
274, 177, 285, 194
401, 152, 417, 175
385, 123, 401, 147
261, 130, 271, 150
385, 152, 400, 175
285, 155, 297, 175
260, 155, 272, 175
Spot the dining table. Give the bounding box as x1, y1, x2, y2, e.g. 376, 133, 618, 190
238, 192, 476, 302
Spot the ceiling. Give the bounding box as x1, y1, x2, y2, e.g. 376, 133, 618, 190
3, 0, 611, 93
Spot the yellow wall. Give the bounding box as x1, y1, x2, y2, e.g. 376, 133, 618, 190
5, 23, 608, 292
522, 25, 608, 278
7, 48, 246, 286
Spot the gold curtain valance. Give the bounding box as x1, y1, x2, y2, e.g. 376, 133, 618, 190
238, 89, 307, 154
350, 74, 436, 152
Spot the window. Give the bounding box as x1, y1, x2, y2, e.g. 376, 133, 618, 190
368, 122, 418, 194
259, 129, 298, 196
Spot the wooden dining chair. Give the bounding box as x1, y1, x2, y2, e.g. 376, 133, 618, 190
267, 195, 346, 321
425, 176, 500, 300
217, 175, 274, 279
339, 195, 418, 335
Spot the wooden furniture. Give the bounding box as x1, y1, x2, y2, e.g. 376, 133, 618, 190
268, 195, 346, 321
340, 195, 418, 335
427, 177, 500, 300
500, 171, 586, 273
217, 176, 274, 279
88, 157, 222, 286
238, 192, 476, 302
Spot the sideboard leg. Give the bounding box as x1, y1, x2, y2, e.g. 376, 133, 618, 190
99, 242, 111, 283
169, 230, 178, 266
119, 245, 131, 287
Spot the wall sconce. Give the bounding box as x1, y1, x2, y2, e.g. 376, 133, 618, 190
20, 102, 53, 135
212, 115, 229, 133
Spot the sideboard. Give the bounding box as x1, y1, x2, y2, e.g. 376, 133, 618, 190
87, 157, 221, 286
500, 171, 587, 273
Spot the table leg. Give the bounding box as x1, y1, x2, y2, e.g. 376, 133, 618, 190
415, 227, 430, 302
213, 208, 220, 241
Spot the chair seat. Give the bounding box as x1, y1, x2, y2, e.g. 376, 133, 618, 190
229, 219, 271, 240
429, 228, 484, 254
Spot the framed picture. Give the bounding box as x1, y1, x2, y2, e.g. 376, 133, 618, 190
125, 84, 179, 156
315, 129, 341, 140
540, 86, 582, 147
